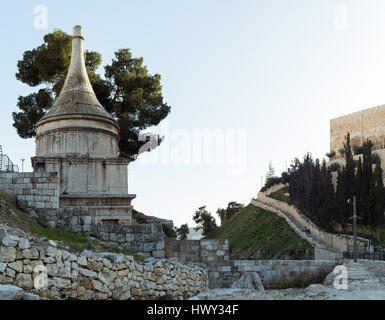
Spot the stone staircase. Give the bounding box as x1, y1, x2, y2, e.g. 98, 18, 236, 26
337, 261, 385, 291
250, 198, 341, 259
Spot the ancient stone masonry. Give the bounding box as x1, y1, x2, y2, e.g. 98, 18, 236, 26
30, 25, 136, 225
0, 172, 59, 210
0, 25, 138, 225
164, 238, 337, 289
0, 234, 208, 300
32, 208, 165, 258
330, 104, 385, 158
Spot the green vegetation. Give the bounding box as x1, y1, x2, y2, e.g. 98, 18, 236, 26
286, 134, 385, 239
98, 242, 145, 262
268, 186, 292, 204
12, 29, 171, 161
30, 225, 145, 261
325, 150, 336, 160
206, 204, 314, 260
162, 224, 177, 239
193, 206, 218, 236
216, 201, 244, 225
30, 225, 98, 250
176, 223, 189, 240
132, 209, 147, 224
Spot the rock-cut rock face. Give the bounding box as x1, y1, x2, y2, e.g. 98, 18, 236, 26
231, 272, 264, 292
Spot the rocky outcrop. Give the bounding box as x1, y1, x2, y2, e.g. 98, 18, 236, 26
0, 285, 24, 300
0, 233, 208, 300
231, 272, 264, 292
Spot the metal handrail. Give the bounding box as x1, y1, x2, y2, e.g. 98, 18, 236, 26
343, 250, 385, 261
0, 146, 19, 172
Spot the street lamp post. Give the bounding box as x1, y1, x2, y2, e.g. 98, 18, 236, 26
348, 196, 359, 263
353, 196, 358, 263
20, 158, 25, 173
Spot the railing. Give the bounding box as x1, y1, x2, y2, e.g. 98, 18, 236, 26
0, 146, 19, 172
343, 250, 385, 261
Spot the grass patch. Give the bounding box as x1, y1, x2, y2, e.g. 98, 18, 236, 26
99, 242, 146, 262
30, 225, 146, 262
132, 209, 147, 224
206, 204, 314, 260
30, 225, 94, 250
268, 186, 292, 204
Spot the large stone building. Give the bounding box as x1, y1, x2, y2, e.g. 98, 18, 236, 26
330, 104, 385, 157
31, 25, 135, 225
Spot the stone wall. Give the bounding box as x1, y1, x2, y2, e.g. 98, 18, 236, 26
0, 234, 208, 300
0, 172, 59, 210
257, 184, 368, 252
34, 208, 165, 258
165, 239, 233, 288
205, 259, 337, 289
356, 259, 385, 272
164, 239, 229, 264
330, 104, 385, 157
164, 238, 337, 289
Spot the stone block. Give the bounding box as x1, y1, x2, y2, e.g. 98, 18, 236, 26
2, 235, 19, 247
152, 250, 165, 259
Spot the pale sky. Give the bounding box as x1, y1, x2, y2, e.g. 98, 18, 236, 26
2, 1, 385, 227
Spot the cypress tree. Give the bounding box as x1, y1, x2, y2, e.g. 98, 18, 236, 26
361, 140, 374, 225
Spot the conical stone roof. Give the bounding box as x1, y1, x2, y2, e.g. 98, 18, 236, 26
36, 25, 118, 129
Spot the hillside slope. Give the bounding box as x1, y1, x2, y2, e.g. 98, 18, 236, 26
206, 204, 314, 260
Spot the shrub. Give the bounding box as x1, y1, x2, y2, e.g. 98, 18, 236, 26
162, 224, 177, 238
261, 176, 282, 192
325, 150, 336, 160
372, 152, 381, 164
353, 145, 364, 155
329, 162, 340, 172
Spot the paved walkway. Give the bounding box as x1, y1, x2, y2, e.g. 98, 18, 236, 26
190, 261, 385, 300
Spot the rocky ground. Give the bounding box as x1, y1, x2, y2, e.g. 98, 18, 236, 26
190, 261, 385, 300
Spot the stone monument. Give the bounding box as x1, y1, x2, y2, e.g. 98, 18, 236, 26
31, 25, 135, 225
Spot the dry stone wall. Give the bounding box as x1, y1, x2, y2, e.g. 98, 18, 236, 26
0, 233, 208, 300
164, 239, 229, 264
0, 172, 59, 210
33, 208, 165, 258
164, 238, 337, 289
204, 259, 337, 289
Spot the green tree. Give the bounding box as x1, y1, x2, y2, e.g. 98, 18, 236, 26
12, 29, 171, 161
368, 161, 385, 240
265, 161, 275, 184
216, 201, 244, 225
193, 206, 218, 236
361, 140, 374, 225
176, 223, 189, 240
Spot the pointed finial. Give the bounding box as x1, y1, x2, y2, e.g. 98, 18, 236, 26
73, 25, 84, 39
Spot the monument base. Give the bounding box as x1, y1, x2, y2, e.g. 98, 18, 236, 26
60, 193, 136, 225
